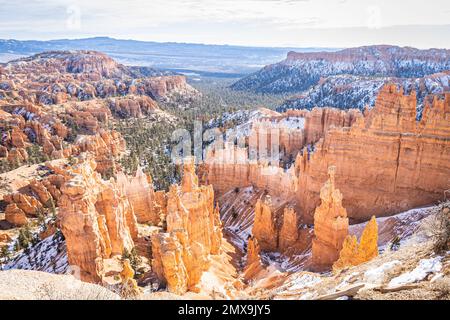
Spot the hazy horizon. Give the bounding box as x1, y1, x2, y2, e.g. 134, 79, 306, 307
1, 0, 449, 49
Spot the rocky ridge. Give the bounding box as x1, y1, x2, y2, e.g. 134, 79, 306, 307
232, 45, 450, 94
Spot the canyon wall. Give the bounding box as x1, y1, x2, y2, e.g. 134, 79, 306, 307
297, 85, 450, 223
204, 107, 360, 198
207, 85, 450, 225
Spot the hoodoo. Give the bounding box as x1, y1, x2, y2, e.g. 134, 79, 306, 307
311, 166, 349, 271
151, 158, 224, 294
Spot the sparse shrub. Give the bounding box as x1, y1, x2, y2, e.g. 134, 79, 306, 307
14, 224, 38, 252
0, 245, 9, 260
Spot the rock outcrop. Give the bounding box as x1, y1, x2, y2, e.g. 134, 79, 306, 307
208, 85, 450, 225
108, 95, 158, 118
4, 204, 28, 226
58, 156, 138, 283
252, 198, 278, 252
117, 167, 157, 224
279, 207, 300, 252
151, 158, 223, 294
311, 166, 349, 271
204, 108, 360, 198
297, 85, 450, 223
243, 236, 263, 281
333, 216, 378, 272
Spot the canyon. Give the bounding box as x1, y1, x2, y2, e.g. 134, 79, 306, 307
205, 85, 450, 225
0, 48, 449, 301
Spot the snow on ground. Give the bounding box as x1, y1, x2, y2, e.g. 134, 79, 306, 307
388, 256, 443, 287
2, 234, 68, 274
363, 260, 402, 285
287, 273, 322, 291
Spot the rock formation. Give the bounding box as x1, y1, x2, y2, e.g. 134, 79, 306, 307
117, 167, 157, 224
243, 236, 263, 281
5, 204, 28, 226
108, 95, 158, 118
252, 198, 278, 252
333, 216, 378, 272
208, 86, 450, 226
151, 158, 223, 294
297, 85, 450, 223
204, 107, 360, 198
58, 156, 138, 283
311, 166, 349, 271
279, 207, 300, 252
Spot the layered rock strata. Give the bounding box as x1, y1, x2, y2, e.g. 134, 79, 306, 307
297, 85, 450, 222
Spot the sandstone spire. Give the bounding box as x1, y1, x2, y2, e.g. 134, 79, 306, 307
311, 166, 349, 271
252, 198, 278, 252
279, 207, 299, 252
333, 216, 379, 272
58, 156, 138, 283
243, 235, 264, 281
151, 158, 224, 294
116, 166, 157, 224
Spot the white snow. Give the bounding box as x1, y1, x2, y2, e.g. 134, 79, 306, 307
287, 273, 322, 291
363, 260, 402, 285
388, 256, 443, 287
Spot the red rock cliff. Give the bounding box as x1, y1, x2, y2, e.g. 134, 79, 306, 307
297, 85, 450, 223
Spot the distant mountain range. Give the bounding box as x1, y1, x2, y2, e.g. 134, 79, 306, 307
231, 45, 450, 93
0, 37, 338, 77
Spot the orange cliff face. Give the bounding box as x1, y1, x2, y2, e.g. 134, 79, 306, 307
297, 85, 450, 223
206, 85, 450, 225
116, 166, 157, 224
311, 166, 349, 271
151, 158, 224, 295
251, 197, 306, 255
204, 107, 361, 199
58, 156, 138, 283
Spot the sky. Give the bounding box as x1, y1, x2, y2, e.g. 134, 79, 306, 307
0, 0, 450, 48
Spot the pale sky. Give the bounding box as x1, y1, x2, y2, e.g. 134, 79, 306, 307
1, 0, 450, 48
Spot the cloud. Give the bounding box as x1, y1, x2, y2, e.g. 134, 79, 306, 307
0, 0, 449, 48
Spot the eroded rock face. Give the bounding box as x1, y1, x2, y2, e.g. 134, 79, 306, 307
297, 85, 450, 223
204, 108, 360, 198
243, 236, 263, 281
279, 207, 300, 252
58, 156, 137, 283
108, 95, 158, 118
5, 204, 28, 226
151, 158, 223, 294
253, 198, 277, 252
207, 85, 450, 226
117, 167, 157, 224
311, 166, 349, 271
333, 216, 378, 272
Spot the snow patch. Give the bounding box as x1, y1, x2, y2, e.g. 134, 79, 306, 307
388, 256, 443, 287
